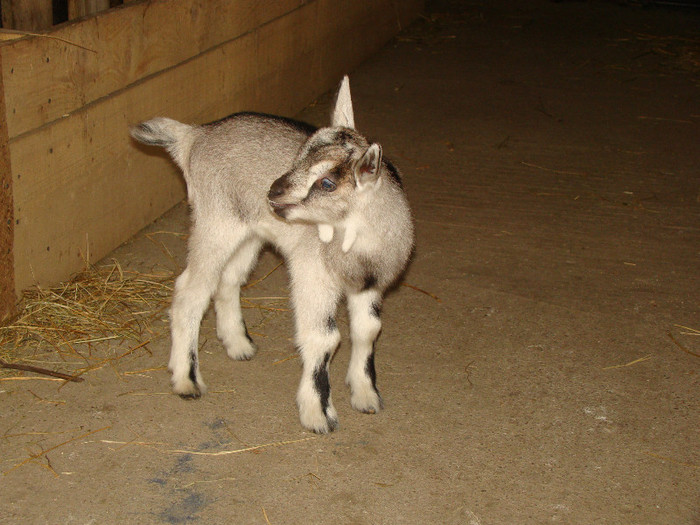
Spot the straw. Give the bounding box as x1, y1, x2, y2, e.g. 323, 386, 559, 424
0, 260, 173, 378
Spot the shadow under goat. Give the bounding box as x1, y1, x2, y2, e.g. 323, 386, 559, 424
129, 77, 414, 433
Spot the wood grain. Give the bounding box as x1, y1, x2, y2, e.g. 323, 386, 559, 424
0, 51, 15, 321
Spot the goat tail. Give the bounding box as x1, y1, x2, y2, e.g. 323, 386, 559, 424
130, 117, 196, 171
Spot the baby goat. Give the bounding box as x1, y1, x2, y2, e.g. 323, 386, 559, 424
130, 77, 414, 433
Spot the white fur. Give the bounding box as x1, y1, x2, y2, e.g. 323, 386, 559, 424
318, 224, 334, 243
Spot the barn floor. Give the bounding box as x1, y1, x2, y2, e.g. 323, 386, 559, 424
2, 1, 699, 523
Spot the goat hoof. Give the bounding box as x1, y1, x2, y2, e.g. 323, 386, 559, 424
299, 403, 339, 434
179, 392, 201, 400
172, 377, 206, 399
225, 340, 257, 361
350, 388, 383, 415
310, 416, 339, 434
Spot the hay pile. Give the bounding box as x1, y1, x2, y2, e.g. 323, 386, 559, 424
0, 261, 173, 379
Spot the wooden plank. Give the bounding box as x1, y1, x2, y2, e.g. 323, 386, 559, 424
0, 51, 15, 320
68, 0, 111, 20
9, 0, 423, 292
0, 0, 53, 31
0, 0, 302, 140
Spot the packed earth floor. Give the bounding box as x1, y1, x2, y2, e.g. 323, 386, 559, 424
1, 1, 698, 523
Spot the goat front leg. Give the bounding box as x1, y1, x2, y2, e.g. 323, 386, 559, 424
291, 268, 342, 433
297, 326, 341, 433
346, 289, 383, 414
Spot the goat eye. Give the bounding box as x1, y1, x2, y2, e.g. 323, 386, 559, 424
319, 177, 337, 192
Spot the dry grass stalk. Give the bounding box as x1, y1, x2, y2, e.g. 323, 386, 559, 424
0, 377, 65, 382
667, 331, 700, 358
3, 426, 111, 476
0, 260, 174, 376
120, 388, 236, 397
0, 358, 83, 382
123, 365, 168, 376
602, 354, 653, 370
243, 261, 284, 290
272, 354, 299, 366
145, 232, 185, 271
644, 451, 700, 469
98, 435, 316, 457
401, 282, 442, 302
675, 324, 700, 336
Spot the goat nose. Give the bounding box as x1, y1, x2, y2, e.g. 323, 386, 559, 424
268, 177, 286, 200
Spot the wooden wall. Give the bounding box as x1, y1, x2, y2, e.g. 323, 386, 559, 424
1, 0, 125, 31
0, 0, 423, 320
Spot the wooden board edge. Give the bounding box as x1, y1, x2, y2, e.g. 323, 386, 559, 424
0, 50, 16, 321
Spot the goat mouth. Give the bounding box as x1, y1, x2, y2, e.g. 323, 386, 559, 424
269, 200, 296, 217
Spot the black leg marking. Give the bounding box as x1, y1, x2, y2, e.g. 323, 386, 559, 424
364, 346, 383, 411
312, 354, 331, 415
365, 351, 378, 391
370, 301, 381, 319
188, 351, 197, 383
244, 323, 253, 343
326, 316, 337, 333
180, 350, 201, 400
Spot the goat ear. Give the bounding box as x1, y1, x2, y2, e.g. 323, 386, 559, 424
331, 76, 355, 129
355, 143, 382, 188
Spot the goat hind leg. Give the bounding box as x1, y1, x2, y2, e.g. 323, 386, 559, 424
169, 267, 215, 398
215, 237, 262, 361
169, 231, 244, 398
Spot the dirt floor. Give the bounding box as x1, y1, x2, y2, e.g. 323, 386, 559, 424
2, 1, 699, 523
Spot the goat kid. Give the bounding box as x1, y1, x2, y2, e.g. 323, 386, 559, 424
130, 77, 413, 433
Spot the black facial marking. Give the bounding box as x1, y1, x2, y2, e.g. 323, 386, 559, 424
334, 130, 354, 145
365, 351, 378, 392
313, 353, 332, 415
330, 165, 347, 180
370, 301, 381, 319
326, 316, 337, 333
362, 274, 377, 291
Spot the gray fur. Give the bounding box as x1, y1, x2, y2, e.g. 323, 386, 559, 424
130, 76, 413, 433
